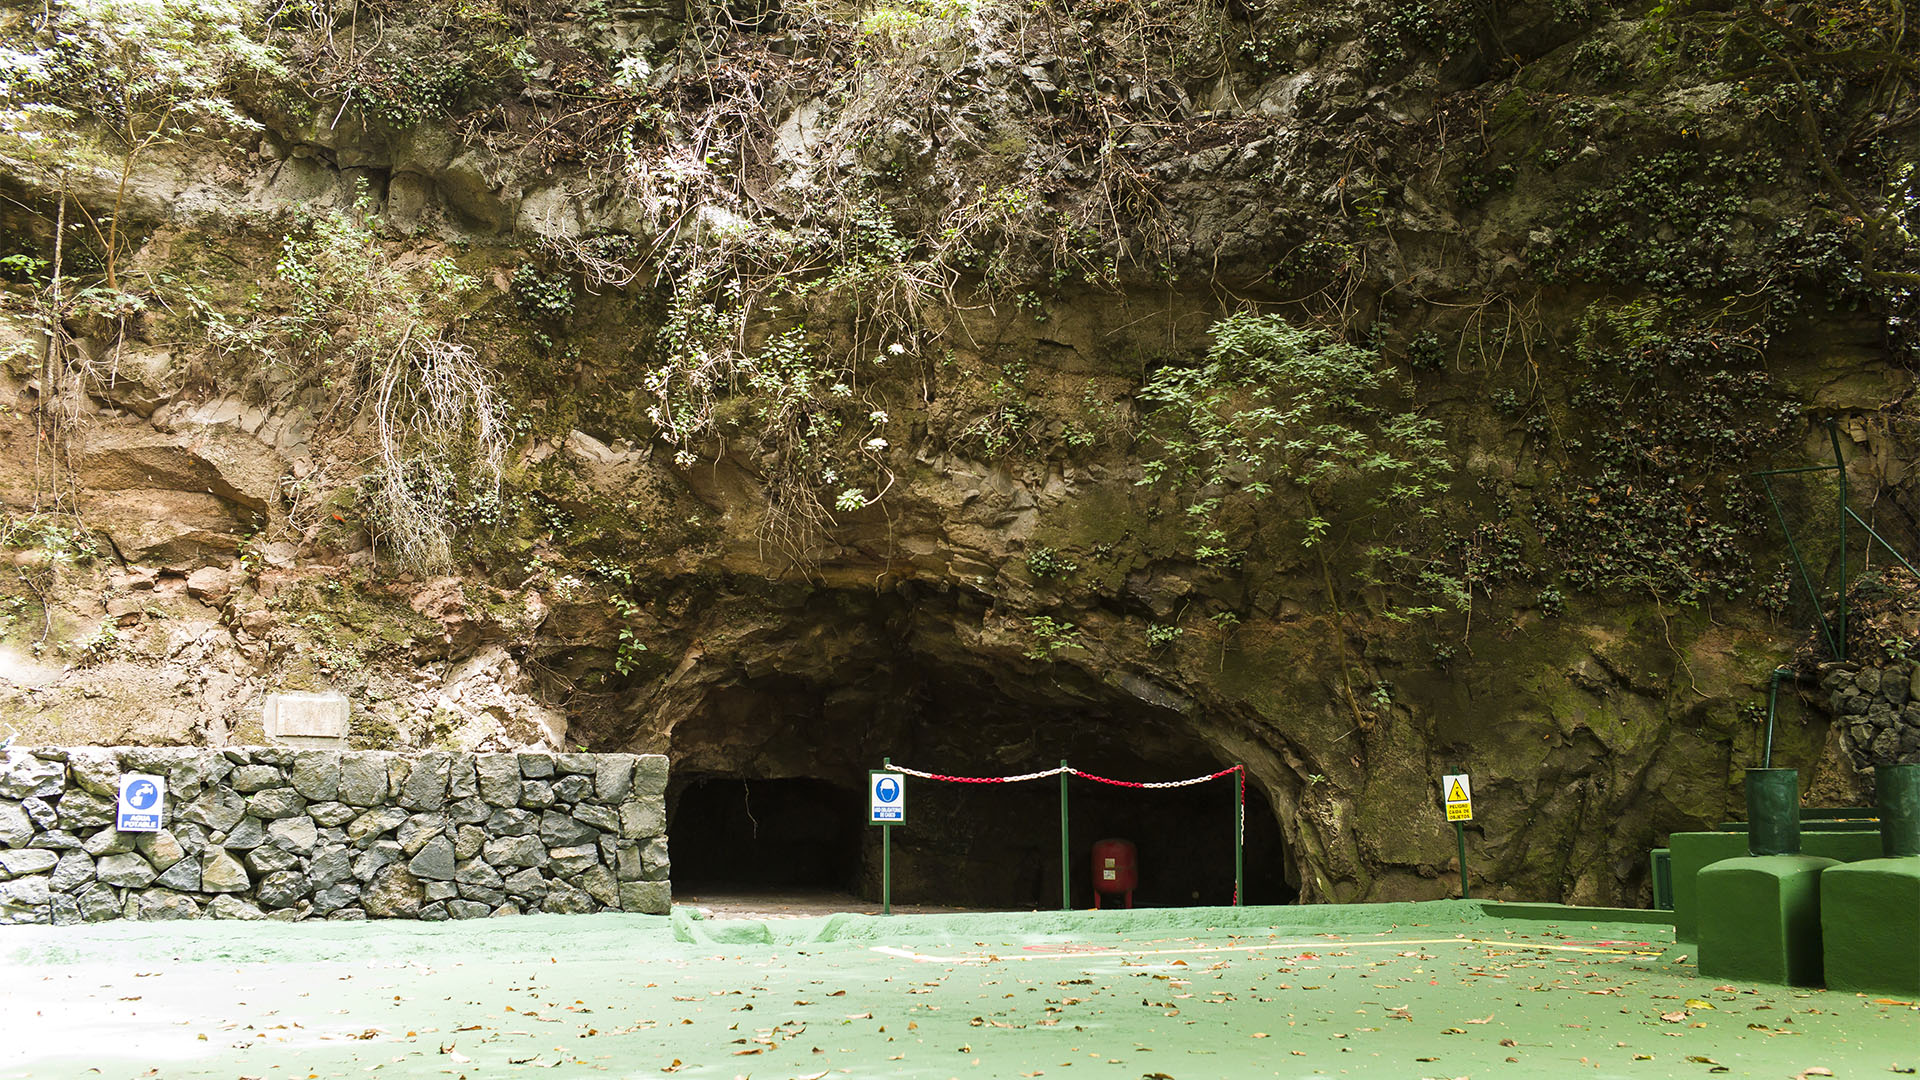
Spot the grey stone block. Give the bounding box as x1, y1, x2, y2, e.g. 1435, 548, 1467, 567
96, 852, 157, 888
311, 884, 360, 915
485, 808, 537, 837
245, 845, 300, 876
540, 811, 598, 849
57, 790, 115, 830
222, 816, 268, 851
337, 753, 392, 807
364, 864, 423, 918
290, 751, 341, 801
553, 775, 593, 803
407, 836, 457, 881
548, 844, 599, 876
542, 879, 594, 914
619, 800, 665, 839
502, 868, 548, 900
257, 870, 308, 908
83, 828, 134, 857
397, 752, 449, 812
308, 801, 356, 827
594, 756, 635, 802
397, 814, 447, 856
0, 802, 32, 847
423, 880, 458, 902
154, 857, 201, 892
353, 840, 403, 882
134, 829, 186, 871
447, 899, 492, 920
76, 884, 120, 922
576, 865, 618, 906
483, 835, 547, 869
32, 829, 81, 849
347, 807, 410, 844
309, 847, 353, 891
454, 825, 486, 862
0, 848, 57, 879
573, 803, 619, 834
131, 887, 199, 920
0, 751, 64, 799
21, 797, 56, 828
448, 754, 477, 799
50, 851, 93, 893
246, 788, 306, 820
268, 816, 318, 854
229, 765, 284, 793
201, 851, 250, 893
180, 789, 246, 833
64, 748, 120, 798
456, 884, 505, 906
446, 796, 489, 825
455, 858, 503, 888
419, 901, 450, 921
518, 753, 555, 779
618, 881, 670, 915
476, 755, 521, 807
633, 756, 668, 797
209, 895, 266, 920
642, 837, 670, 882
519, 781, 555, 809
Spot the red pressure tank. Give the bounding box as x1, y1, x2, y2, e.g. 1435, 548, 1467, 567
1091, 838, 1138, 909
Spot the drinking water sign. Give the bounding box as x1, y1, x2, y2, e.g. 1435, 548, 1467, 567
869, 771, 905, 825
116, 773, 166, 832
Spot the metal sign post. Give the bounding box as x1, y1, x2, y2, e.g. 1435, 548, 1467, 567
871, 762, 905, 915
1442, 773, 1473, 899
1058, 760, 1071, 911
1234, 765, 1245, 906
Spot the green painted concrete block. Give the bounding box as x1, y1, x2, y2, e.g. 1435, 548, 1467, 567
1697, 854, 1838, 987
1671, 831, 1885, 941
1821, 856, 1920, 996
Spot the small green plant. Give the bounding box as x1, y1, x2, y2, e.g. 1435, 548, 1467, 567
1536, 586, 1566, 618
74, 621, 119, 665
1023, 616, 1084, 661
608, 593, 649, 676
1026, 546, 1078, 578
1145, 622, 1184, 649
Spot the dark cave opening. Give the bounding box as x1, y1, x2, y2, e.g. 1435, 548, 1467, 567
654, 583, 1298, 910
669, 777, 863, 892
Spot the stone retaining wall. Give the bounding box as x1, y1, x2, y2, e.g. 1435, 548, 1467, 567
0, 748, 670, 925
1819, 663, 1920, 768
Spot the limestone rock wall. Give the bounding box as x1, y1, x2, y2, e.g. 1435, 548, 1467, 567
0, 747, 669, 925
1819, 664, 1920, 769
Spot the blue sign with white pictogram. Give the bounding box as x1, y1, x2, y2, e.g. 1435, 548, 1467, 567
869, 770, 905, 825
116, 772, 166, 832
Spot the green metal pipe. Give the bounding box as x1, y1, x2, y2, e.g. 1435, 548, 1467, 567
1059, 760, 1070, 912
1750, 463, 1845, 477
1876, 763, 1920, 858
1761, 474, 1841, 660
1746, 767, 1802, 856
1843, 508, 1920, 581
883, 756, 892, 916
1763, 667, 1794, 769
1830, 419, 1848, 660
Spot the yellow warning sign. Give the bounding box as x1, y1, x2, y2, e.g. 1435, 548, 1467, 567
1442, 773, 1473, 822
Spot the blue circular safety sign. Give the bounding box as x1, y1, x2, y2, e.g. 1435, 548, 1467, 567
875, 777, 900, 803
124, 779, 159, 810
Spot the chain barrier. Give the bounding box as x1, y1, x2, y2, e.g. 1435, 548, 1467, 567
890, 763, 1241, 788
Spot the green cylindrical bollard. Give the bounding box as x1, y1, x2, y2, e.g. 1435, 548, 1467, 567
1746, 768, 1802, 856
1875, 763, 1920, 858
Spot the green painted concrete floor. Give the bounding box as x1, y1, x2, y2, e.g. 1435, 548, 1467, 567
2, 901, 1914, 1079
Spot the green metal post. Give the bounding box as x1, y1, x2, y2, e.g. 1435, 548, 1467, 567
1877, 763, 1920, 858
1764, 667, 1792, 769
1830, 420, 1848, 660
1746, 767, 1802, 856
1455, 821, 1469, 899
1059, 761, 1071, 911
883, 757, 892, 916
1233, 766, 1245, 907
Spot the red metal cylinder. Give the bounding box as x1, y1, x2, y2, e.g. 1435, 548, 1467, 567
1091, 838, 1138, 908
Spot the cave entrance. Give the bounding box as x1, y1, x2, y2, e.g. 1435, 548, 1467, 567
668, 777, 863, 893
657, 584, 1298, 911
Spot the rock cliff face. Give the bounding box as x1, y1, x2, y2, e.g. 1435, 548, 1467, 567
1, 0, 1917, 904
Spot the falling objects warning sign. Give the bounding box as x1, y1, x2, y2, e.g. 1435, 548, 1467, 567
869, 771, 905, 825
1442, 773, 1473, 822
